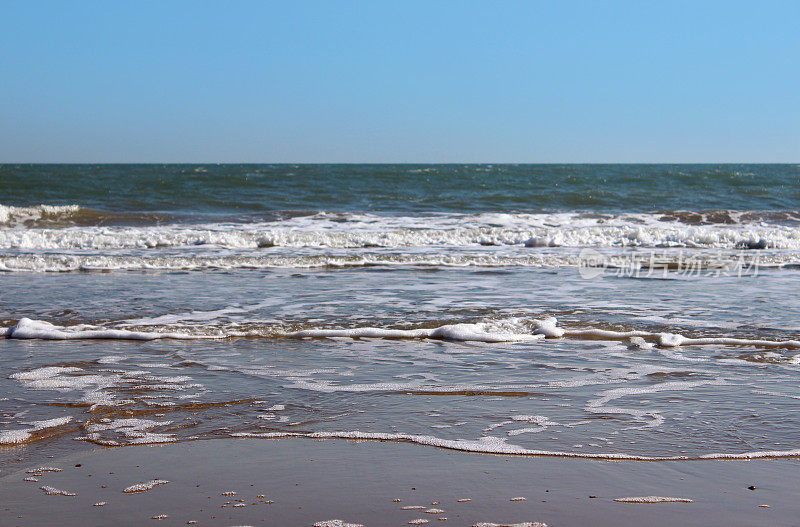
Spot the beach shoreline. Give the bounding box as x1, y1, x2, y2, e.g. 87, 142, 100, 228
2, 437, 798, 526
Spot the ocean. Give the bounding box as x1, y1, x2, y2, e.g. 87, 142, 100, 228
1, 164, 800, 467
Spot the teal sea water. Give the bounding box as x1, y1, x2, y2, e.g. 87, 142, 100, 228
2, 164, 799, 217
1, 164, 800, 469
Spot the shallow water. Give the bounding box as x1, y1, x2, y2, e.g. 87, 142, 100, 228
1, 164, 799, 465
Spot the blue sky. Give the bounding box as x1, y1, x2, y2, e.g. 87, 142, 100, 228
1, 1, 798, 162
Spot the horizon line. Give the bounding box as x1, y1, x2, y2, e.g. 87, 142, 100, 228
1, 161, 798, 166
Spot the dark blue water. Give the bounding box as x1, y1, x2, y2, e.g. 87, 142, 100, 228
2, 164, 798, 219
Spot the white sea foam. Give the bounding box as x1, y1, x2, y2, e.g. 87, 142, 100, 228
586, 379, 725, 428
288, 320, 800, 350
123, 479, 169, 493
39, 485, 76, 496
628, 336, 655, 350
506, 415, 559, 435
5, 316, 799, 355
0, 429, 34, 444
2, 210, 799, 252
84, 418, 176, 446
531, 317, 565, 338
0, 416, 73, 444
613, 496, 693, 503
10, 367, 84, 381
289, 323, 545, 343
5, 318, 219, 341
313, 521, 364, 527
4, 249, 799, 272
657, 333, 800, 348
228, 430, 800, 461
25, 416, 73, 429
26, 466, 62, 473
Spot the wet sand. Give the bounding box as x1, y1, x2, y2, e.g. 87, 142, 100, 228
1, 438, 798, 526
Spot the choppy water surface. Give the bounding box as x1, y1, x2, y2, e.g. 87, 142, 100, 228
1, 164, 799, 467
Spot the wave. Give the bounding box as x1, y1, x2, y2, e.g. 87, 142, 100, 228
4, 317, 800, 353
227, 430, 800, 461
2, 214, 800, 254
0, 253, 579, 272
1, 318, 222, 341
1, 317, 550, 343
0, 251, 796, 273
0, 204, 82, 226
0, 203, 172, 227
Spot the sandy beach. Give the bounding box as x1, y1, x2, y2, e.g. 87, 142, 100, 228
2, 438, 798, 526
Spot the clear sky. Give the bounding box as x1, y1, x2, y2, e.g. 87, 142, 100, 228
1, 1, 798, 163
